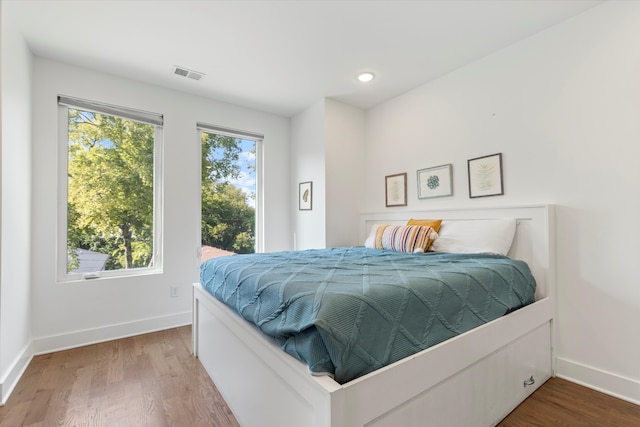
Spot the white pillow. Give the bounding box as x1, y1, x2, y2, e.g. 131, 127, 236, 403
363, 223, 382, 249
429, 218, 516, 256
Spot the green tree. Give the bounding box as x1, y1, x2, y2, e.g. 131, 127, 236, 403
67, 114, 255, 273
201, 133, 255, 254
67, 109, 155, 271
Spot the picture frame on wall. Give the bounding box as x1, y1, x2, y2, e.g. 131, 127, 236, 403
299, 181, 312, 210
417, 164, 453, 199
468, 153, 504, 198
385, 173, 407, 207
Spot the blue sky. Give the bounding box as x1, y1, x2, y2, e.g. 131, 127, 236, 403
229, 139, 256, 208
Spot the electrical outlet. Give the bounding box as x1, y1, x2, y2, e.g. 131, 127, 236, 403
170, 286, 179, 297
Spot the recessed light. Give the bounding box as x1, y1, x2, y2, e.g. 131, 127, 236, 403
357, 72, 375, 83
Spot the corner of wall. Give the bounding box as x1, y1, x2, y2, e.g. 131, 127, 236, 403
0, 2, 34, 405
290, 100, 327, 250
0, 342, 33, 405
556, 357, 640, 406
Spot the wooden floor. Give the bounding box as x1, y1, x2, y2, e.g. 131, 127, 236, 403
1, 326, 639, 427
0, 326, 239, 427
497, 376, 640, 427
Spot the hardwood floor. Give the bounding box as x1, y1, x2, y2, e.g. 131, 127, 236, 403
0, 326, 239, 427
497, 377, 640, 426
1, 326, 639, 426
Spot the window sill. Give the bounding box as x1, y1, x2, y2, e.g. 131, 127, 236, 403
57, 267, 163, 284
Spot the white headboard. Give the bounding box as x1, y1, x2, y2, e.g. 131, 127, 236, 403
360, 205, 555, 301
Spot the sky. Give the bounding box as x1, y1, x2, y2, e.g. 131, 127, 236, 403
228, 139, 256, 208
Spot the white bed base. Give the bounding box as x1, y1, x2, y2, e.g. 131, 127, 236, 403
193, 205, 555, 427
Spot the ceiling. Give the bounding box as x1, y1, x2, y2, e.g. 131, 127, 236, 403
8, 0, 603, 117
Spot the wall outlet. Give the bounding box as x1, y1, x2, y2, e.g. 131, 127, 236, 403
170, 286, 179, 297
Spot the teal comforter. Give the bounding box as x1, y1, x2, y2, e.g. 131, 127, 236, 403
200, 247, 536, 384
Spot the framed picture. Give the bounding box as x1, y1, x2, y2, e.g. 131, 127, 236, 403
385, 173, 407, 207
299, 181, 312, 210
417, 164, 453, 199
468, 153, 503, 198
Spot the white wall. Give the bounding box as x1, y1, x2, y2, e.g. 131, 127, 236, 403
291, 99, 366, 249
364, 1, 640, 404
291, 99, 326, 249
30, 57, 291, 353
0, 3, 33, 403
325, 99, 365, 247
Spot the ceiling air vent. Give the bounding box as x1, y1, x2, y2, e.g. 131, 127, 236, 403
172, 66, 205, 81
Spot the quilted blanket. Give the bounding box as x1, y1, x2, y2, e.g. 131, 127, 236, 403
200, 247, 536, 384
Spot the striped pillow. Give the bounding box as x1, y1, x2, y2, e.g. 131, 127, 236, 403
407, 219, 442, 247
406, 218, 443, 233
364, 225, 438, 253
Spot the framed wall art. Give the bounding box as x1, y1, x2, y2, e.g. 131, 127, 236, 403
417, 164, 453, 199
468, 153, 503, 198
299, 181, 312, 210
385, 173, 407, 207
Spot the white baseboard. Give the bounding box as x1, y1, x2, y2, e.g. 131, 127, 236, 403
0, 342, 34, 406
1, 312, 191, 405
556, 357, 640, 406
31, 311, 192, 355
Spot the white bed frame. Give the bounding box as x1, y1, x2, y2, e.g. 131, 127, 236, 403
192, 205, 555, 427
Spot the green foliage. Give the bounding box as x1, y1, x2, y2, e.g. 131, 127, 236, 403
66, 111, 256, 275
66, 109, 155, 271
202, 133, 241, 183
201, 133, 255, 254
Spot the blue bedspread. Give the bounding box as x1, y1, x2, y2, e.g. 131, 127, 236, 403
200, 247, 536, 384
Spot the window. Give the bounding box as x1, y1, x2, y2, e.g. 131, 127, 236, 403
58, 96, 163, 281
198, 123, 262, 262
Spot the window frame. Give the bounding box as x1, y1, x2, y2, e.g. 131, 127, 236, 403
57, 96, 164, 282
197, 123, 264, 260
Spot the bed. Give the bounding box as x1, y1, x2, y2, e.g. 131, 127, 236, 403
192, 205, 555, 427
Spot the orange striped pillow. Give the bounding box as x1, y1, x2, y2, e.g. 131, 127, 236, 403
407, 219, 442, 248
406, 218, 443, 232
365, 225, 437, 253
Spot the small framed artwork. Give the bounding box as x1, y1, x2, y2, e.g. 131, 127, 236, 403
417, 164, 453, 199
468, 153, 504, 198
299, 181, 312, 210
385, 173, 407, 207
